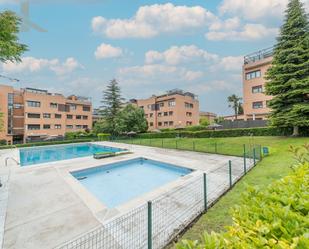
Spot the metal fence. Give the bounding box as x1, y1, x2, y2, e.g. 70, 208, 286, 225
56, 146, 260, 249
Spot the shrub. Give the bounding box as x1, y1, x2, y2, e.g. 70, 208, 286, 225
0, 139, 7, 145
176, 162, 309, 249
183, 125, 207, 131
0, 138, 95, 150
137, 127, 309, 139
97, 133, 111, 141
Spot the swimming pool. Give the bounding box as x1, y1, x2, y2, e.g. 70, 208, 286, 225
71, 158, 193, 208
19, 143, 124, 166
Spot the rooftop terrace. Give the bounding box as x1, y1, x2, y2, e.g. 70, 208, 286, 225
244, 47, 274, 65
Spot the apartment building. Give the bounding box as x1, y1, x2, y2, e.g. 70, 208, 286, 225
0, 84, 92, 144
200, 111, 217, 123
130, 89, 199, 131
242, 47, 274, 120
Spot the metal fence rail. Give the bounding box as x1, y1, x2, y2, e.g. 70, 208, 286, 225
56, 146, 260, 249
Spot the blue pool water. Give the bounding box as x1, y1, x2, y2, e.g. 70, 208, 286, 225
72, 158, 192, 208
20, 143, 123, 166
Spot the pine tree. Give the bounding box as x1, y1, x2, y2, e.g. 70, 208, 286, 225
99, 79, 123, 135
265, 0, 309, 136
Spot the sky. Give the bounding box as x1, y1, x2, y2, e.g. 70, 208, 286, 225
0, 0, 308, 115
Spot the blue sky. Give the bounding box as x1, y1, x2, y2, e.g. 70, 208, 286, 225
1, 0, 308, 115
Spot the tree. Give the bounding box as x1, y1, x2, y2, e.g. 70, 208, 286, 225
0, 11, 28, 63
238, 102, 244, 115
99, 79, 123, 135
199, 117, 210, 126
115, 104, 148, 133
227, 94, 242, 120
265, 0, 309, 136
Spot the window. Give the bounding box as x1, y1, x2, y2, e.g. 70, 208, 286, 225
252, 101, 263, 109
186, 121, 192, 126
83, 125, 88, 129
252, 85, 263, 93
76, 115, 82, 119
27, 101, 40, 107
185, 102, 194, 108
147, 104, 152, 109
50, 103, 58, 108
27, 113, 40, 118
140, 106, 144, 109
82, 115, 88, 120
186, 112, 192, 117
164, 121, 168, 126
169, 121, 174, 126
43, 113, 51, 118
67, 114, 73, 119
43, 124, 50, 129
164, 112, 168, 116
168, 100, 176, 107
149, 122, 153, 126
83, 105, 90, 112
66, 125, 73, 129
169, 111, 173, 116
246, 70, 261, 80
69, 104, 76, 110
55, 114, 62, 119
159, 102, 164, 107
150, 113, 153, 118
158, 112, 162, 117
27, 124, 40, 130
76, 125, 82, 129
158, 122, 162, 126
54, 124, 61, 129
145, 114, 148, 118
14, 103, 23, 109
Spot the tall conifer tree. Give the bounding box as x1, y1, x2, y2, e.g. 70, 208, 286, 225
265, 0, 309, 136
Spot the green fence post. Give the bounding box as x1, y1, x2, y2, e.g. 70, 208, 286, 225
229, 160, 232, 188
259, 145, 262, 160
215, 142, 217, 154
176, 140, 178, 149
147, 201, 152, 249
243, 144, 247, 174
193, 141, 195, 151
253, 148, 256, 166
203, 173, 208, 211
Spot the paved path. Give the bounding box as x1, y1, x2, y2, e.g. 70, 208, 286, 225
0, 142, 254, 249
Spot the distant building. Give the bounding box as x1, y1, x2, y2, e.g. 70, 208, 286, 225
199, 111, 217, 123
242, 47, 273, 120
130, 89, 199, 131
0, 84, 92, 144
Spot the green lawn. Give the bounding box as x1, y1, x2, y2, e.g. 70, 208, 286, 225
115, 136, 308, 246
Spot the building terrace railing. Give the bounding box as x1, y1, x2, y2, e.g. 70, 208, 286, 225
244, 47, 274, 64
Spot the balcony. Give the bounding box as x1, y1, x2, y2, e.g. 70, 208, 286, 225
244, 47, 274, 65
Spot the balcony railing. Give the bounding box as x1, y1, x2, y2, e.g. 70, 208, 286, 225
244, 47, 274, 64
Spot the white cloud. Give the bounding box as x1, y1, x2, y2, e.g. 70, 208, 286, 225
145, 45, 218, 65
94, 43, 123, 59
50, 57, 83, 76
91, 3, 216, 38
184, 71, 204, 81
206, 24, 278, 41
219, 0, 309, 21
209, 17, 241, 31
1, 56, 83, 76
210, 56, 243, 72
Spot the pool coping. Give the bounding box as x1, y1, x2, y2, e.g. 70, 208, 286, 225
57, 154, 201, 224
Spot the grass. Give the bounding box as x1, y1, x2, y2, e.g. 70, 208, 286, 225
115, 136, 308, 246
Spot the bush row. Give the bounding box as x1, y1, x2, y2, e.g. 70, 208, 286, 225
137, 127, 309, 139
177, 162, 309, 248
0, 138, 96, 150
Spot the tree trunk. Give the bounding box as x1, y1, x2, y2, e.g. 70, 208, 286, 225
292, 126, 299, 136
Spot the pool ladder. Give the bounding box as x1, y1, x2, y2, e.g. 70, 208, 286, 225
5, 157, 20, 166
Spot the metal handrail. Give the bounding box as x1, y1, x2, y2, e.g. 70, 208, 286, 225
5, 157, 20, 166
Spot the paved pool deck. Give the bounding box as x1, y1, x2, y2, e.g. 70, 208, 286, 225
0, 142, 254, 249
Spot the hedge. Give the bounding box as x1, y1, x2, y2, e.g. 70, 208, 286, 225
97, 133, 111, 141
136, 127, 309, 139
176, 162, 309, 249
0, 138, 96, 150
